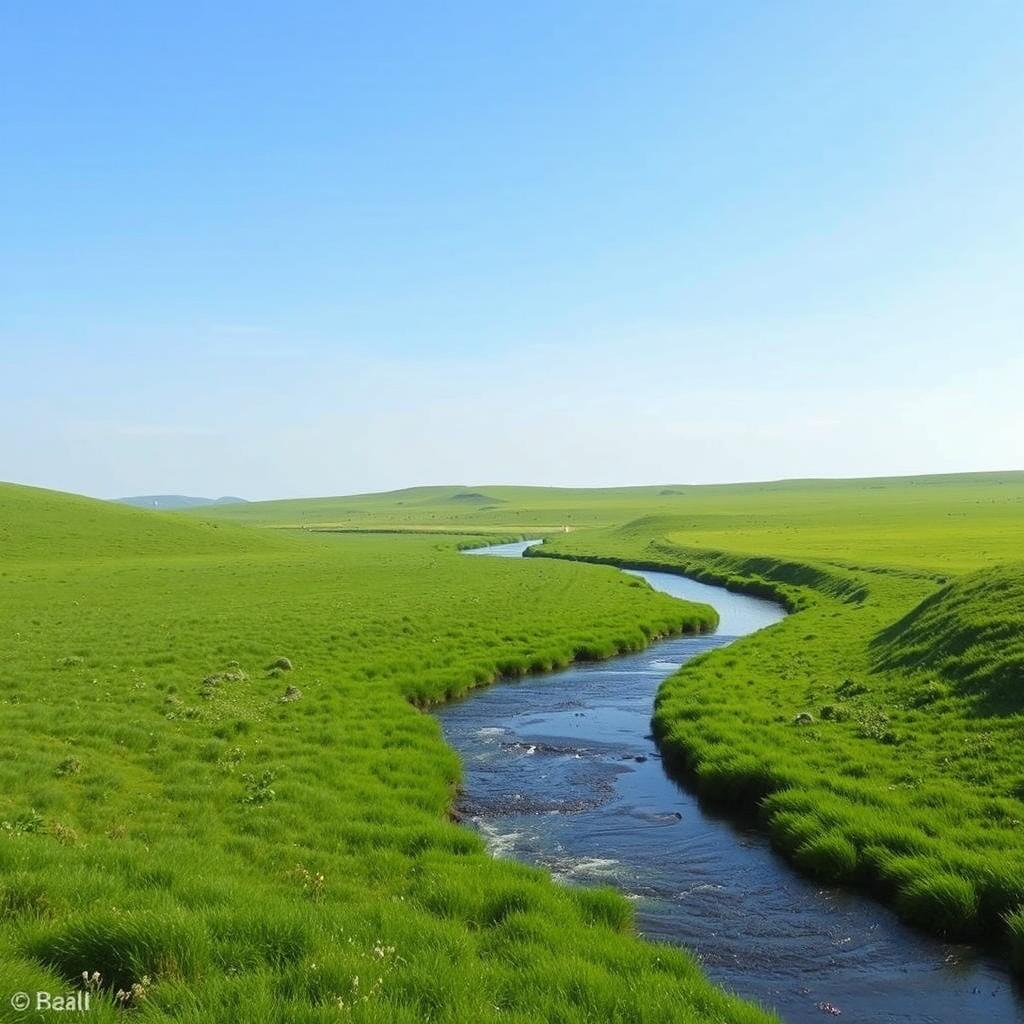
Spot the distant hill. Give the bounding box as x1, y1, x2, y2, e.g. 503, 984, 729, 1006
113, 495, 248, 510
0, 483, 274, 563
188, 471, 1024, 539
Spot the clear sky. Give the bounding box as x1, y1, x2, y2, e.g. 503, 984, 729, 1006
2, 2, 1021, 500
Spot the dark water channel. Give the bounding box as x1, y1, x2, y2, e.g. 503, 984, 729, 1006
436, 540, 1022, 1023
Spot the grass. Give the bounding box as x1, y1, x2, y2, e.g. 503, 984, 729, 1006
516, 473, 1024, 960
195, 472, 1024, 962
1009, 907, 1024, 972
0, 482, 768, 1023
6, 468, 1024, 1016
192, 472, 1024, 574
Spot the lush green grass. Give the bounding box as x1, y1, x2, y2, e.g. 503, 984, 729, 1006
193, 473, 1024, 574
1, 482, 275, 564
520, 473, 1024, 962
0, 483, 766, 1023
198, 471, 1024, 963
8, 468, 1024, 1018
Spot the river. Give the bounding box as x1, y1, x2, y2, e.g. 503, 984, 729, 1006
436, 539, 1021, 1023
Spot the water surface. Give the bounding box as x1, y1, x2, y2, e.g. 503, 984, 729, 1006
441, 540, 1021, 1023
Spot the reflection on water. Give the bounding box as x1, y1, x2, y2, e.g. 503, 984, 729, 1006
440, 541, 1022, 1023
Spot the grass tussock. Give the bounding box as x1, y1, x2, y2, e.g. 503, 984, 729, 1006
896, 873, 980, 937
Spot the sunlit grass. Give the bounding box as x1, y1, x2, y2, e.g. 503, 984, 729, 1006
0, 482, 763, 1023
532, 485, 1024, 964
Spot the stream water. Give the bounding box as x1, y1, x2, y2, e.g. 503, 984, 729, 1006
437, 540, 1022, 1023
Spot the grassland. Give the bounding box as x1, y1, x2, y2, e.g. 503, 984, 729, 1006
524, 478, 1024, 966
198, 472, 1024, 968
0, 483, 767, 1023
5, 470, 1023, 1020
196, 473, 1024, 574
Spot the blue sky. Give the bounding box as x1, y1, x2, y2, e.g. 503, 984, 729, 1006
2, 2, 1021, 499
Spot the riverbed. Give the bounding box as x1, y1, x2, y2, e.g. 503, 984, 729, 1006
437, 540, 1021, 1023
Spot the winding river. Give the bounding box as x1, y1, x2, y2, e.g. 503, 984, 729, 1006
437, 540, 1022, 1024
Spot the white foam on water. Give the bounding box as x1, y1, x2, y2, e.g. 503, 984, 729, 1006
476, 819, 525, 859
677, 883, 724, 898
551, 856, 621, 883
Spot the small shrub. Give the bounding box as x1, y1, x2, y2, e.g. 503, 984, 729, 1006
216, 746, 246, 773
856, 705, 898, 743
267, 657, 293, 672
241, 769, 277, 805
909, 680, 950, 708
278, 686, 302, 703
1, 809, 44, 836
202, 667, 248, 690
793, 712, 814, 726
836, 678, 870, 699
164, 695, 202, 720
50, 822, 79, 846
55, 756, 82, 777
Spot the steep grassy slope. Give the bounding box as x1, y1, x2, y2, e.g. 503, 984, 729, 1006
0, 484, 763, 1024
871, 565, 1024, 715
533, 506, 1024, 966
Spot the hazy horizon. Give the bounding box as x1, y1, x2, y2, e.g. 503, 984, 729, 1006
4, 3, 1022, 500
86, 466, 1024, 506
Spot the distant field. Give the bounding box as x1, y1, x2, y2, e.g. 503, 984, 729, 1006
0, 483, 755, 1024
196, 472, 1024, 572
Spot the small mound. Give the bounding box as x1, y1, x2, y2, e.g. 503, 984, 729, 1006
872, 563, 1024, 714
448, 491, 503, 503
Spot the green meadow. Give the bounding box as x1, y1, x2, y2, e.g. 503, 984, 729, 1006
0, 482, 760, 1024
524, 475, 1024, 965
199, 472, 1024, 967
4, 470, 1024, 1022
195, 472, 1024, 573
